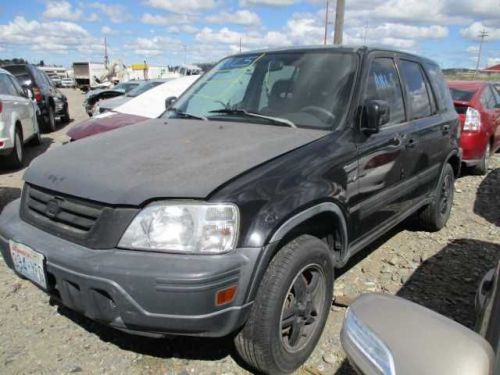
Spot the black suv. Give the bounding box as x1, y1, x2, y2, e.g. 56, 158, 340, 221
0, 47, 460, 374
3, 64, 69, 132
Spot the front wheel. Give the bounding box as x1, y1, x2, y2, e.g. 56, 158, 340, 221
418, 163, 455, 231
235, 235, 334, 374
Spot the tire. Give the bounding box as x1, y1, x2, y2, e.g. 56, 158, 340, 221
4, 128, 24, 169
234, 235, 334, 375
29, 121, 42, 146
473, 142, 490, 176
61, 104, 70, 123
418, 163, 454, 231
43, 104, 56, 133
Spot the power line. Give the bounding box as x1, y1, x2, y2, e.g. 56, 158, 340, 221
474, 30, 489, 78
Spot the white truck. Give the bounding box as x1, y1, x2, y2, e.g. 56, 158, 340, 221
72, 62, 107, 91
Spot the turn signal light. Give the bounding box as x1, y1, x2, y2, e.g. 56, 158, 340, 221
216, 285, 237, 306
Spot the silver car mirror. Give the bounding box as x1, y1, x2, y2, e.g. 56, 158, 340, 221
341, 293, 494, 375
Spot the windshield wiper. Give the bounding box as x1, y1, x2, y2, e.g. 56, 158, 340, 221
209, 108, 296, 128
170, 108, 207, 121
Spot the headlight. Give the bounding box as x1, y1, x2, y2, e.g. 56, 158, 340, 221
118, 202, 239, 254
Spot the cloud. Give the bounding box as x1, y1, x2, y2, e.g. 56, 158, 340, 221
168, 25, 199, 34
101, 26, 116, 35
90, 2, 131, 23
144, 0, 216, 14
461, 22, 500, 41
86, 13, 99, 22
141, 13, 198, 25
125, 35, 182, 56
206, 10, 261, 26
240, 0, 298, 5
43, 1, 82, 21
0, 16, 102, 56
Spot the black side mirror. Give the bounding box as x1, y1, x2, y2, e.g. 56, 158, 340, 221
362, 100, 390, 134
165, 96, 177, 110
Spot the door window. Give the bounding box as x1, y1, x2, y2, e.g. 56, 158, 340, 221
424, 63, 454, 112
400, 60, 432, 120
0, 74, 19, 96
364, 58, 406, 125
480, 87, 497, 109
8, 76, 24, 96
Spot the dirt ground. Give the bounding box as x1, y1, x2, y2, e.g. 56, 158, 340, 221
0, 89, 499, 374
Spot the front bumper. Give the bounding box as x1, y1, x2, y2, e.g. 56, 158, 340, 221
0, 199, 262, 337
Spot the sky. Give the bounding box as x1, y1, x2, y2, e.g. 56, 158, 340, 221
0, 0, 499, 69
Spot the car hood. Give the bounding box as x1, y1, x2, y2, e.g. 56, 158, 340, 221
66, 112, 148, 140
25, 119, 329, 205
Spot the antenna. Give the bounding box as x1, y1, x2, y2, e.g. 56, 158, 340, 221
474, 30, 488, 78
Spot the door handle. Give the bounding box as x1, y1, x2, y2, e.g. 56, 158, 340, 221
405, 138, 417, 149
442, 124, 450, 134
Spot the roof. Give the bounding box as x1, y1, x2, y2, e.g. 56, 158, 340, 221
228, 44, 438, 66
483, 64, 500, 72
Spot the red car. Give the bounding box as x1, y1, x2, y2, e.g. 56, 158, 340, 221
448, 81, 500, 174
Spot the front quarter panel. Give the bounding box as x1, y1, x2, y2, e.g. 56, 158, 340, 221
210, 129, 357, 249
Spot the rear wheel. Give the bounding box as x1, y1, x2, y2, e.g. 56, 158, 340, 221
43, 104, 56, 132
473, 142, 490, 176
418, 163, 454, 231
4, 128, 24, 169
61, 105, 70, 123
234, 235, 334, 374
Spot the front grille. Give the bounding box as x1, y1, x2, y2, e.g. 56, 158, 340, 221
25, 185, 103, 233
20, 184, 140, 249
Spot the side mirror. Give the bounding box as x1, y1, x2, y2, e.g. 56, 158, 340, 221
362, 100, 390, 134
165, 96, 177, 110
341, 294, 494, 375
23, 87, 33, 100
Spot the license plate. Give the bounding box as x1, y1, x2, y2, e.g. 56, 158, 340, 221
9, 241, 47, 289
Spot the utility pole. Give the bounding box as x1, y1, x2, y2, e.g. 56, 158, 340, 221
104, 36, 109, 68
324, 0, 329, 45
333, 0, 345, 45
239, 37, 242, 53
474, 30, 488, 78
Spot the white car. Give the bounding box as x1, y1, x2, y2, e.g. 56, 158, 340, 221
60, 78, 76, 88
0, 68, 41, 168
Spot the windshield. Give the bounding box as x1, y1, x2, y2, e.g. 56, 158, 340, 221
127, 80, 165, 97
449, 87, 476, 102
114, 82, 139, 93
165, 51, 357, 130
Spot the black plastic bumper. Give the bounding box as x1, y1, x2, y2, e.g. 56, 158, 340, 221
0, 199, 263, 337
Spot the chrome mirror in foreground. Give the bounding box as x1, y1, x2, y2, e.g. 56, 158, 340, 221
340, 293, 494, 375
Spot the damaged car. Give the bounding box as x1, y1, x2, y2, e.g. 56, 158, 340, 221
0, 47, 460, 374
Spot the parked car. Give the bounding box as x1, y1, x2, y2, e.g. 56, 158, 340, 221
2, 64, 69, 132
448, 81, 500, 175
49, 76, 62, 88
67, 75, 198, 141
0, 68, 41, 168
94, 78, 171, 115
83, 81, 140, 116
60, 78, 76, 89
340, 291, 496, 375
0, 47, 460, 374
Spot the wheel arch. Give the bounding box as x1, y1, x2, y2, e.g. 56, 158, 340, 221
445, 149, 460, 178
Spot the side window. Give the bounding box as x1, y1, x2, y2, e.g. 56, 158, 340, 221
491, 85, 500, 107
364, 58, 406, 125
400, 60, 432, 120
480, 87, 496, 109
8, 76, 24, 96
425, 63, 454, 112
0, 74, 19, 96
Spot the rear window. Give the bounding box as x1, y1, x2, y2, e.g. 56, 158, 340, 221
400, 60, 432, 120
127, 81, 164, 97
449, 87, 476, 102
424, 63, 454, 112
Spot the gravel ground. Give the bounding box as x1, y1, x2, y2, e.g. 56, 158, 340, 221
0, 89, 499, 374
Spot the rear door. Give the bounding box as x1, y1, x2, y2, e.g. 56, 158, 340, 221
396, 59, 446, 205
0, 73, 16, 128
7, 75, 36, 138
353, 55, 410, 239
483, 85, 500, 152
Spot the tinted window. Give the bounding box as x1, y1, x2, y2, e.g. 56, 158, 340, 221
481, 87, 497, 109
364, 58, 405, 125
400, 60, 432, 120
8, 76, 24, 96
491, 85, 500, 106
449, 88, 476, 102
425, 63, 454, 111
0, 74, 19, 96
